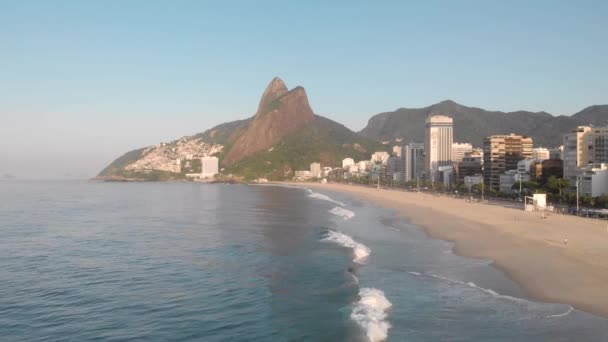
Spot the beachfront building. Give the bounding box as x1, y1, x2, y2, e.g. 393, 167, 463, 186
201, 156, 219, 178
371, 151, 390, 165
540, 159, 564, 183
452, 142, 473, 164
294, 170, 312, 180
464, 175, 483, 187
438, 165, 455, 188
457, 154, 483, 183
386, 155, 401, 183
358, 160, 371, 173
392, 145, 403, 157
517, 159, 534, 176
563, 126, 608, 191
402, 143, 425, 183
342, 158, 355, 169
499, 170, 531, 194
550, 146, 564, 160
533, 147, 551, 162
347, 164, 359, 175
563, 126, 592, 189
483, 134, 533, 191
310, 162, 322, 178
425, 115, 453, 183
577, 164, 608, 197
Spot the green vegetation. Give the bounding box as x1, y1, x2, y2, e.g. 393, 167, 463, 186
223, 116, 388, 181
97, 148, 147, 177
181, 158, 202, 174
115, 169, 187, 181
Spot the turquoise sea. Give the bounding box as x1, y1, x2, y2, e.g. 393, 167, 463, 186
1, 181, 607, 341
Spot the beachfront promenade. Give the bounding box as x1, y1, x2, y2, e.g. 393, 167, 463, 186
301, 181, 608, 318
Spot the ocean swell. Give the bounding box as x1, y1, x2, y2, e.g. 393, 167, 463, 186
351, 288, 392, 342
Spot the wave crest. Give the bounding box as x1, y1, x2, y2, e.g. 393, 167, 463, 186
352, 288, 392, 342
307, 189, 346, 206
322, 230, 370, 263
329, 207, 355, 220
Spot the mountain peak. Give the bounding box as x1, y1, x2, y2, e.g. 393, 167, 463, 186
223, 78, 315, 165
257, 77, 288, 114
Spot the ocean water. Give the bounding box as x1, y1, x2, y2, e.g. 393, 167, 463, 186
1, 181, 607, 341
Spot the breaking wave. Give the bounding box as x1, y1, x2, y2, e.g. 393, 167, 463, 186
322, 230, 370, 263
329, 207, 355, 220
351, 288, 392, 342
307, 189, 346, 206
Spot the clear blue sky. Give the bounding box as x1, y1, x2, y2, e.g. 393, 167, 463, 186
1, 0, 606, 178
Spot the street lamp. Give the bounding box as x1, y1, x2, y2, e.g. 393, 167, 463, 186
518, 170, 522, 197
576, 175, 580, 213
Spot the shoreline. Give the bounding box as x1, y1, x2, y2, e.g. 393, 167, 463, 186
294, 181, 608, 319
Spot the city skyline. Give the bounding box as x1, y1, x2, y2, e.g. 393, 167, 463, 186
2, 1, 607, 179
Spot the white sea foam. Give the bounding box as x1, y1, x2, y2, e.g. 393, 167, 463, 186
546, 306, 574, 318
323, 230, 370, 263
351, 288, 392, 342
307, 189, 346, 206
423, 273, 526, 303
329, 207, 355, 220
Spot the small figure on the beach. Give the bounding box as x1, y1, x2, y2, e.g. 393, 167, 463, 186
563, 238, 568, 245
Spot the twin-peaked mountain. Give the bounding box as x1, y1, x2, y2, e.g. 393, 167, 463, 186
98, 78, 384, 181
98, 77, 607, 181
222, 78, 314, 165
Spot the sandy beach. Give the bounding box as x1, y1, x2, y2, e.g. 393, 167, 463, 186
301, 182, 608, 318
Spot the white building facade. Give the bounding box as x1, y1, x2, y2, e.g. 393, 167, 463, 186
342, 158, 355, 169
533, 147, 550, 162
310, 162, 322, 178
452, 142, 473, 164
201, 156, 219, 178
425, 115, 453, 183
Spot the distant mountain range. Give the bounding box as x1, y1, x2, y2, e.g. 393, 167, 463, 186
360, 100, 608, 147
98, 78, 606, 181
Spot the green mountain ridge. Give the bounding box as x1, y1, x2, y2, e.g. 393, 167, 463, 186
360, 100, 608, 147
97, 114, 384, 181
223, 115, 386, 180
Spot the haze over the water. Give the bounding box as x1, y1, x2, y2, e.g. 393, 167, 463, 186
1, 1, 606, 179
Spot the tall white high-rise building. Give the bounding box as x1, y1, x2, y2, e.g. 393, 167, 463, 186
201, 156, 219, 178
425, 115, 453, 182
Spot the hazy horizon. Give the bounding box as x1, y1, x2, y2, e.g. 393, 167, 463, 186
1, 1, 607, 179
